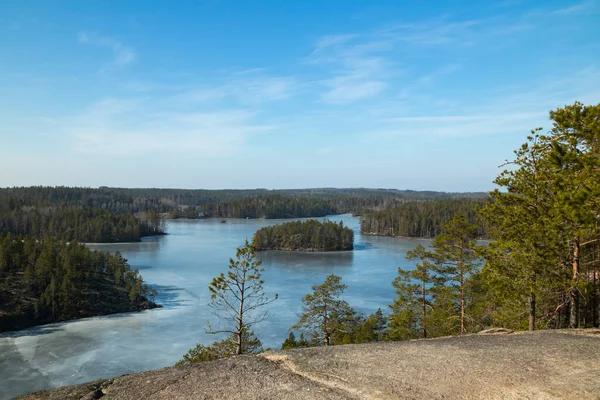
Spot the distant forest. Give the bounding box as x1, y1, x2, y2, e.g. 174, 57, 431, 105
0, 206, 164, 243
0, 234, 158, 332
253, 220, 354, 252
0, 186, 489, 241
0, 186, 487, 216
360, 199, 489, 238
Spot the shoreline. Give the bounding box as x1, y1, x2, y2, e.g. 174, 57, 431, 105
360, 231, 434, 239
83, 233, 167, 246
163, 213, 349, 221
256, 248, 354, 254
0, 298, 161, 334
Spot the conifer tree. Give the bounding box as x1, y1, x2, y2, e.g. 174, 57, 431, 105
292, 274, 354, 346
431, 214, 480, 334
389, 244, 438, 339
206, 239, 277, 355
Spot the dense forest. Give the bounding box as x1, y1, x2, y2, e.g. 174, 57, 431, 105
199, 195, 334, 219
0, 233, 158, 332
0, 186, 488, 242
253, 220, 354, 251
0, 206, 164, 243
360, 198, 488, 238
0, 186, 488, 219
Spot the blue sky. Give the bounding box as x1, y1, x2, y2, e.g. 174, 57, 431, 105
1, 0, 598, 191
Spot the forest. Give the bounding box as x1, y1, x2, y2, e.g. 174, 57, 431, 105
0, 233, 158, 332
359, 198, 488, 238
0, 186, 487, 219
252, 220, 354, 252
0, 205, 164, 243
0, 185, 487, 242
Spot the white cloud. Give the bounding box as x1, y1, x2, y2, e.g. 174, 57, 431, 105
314, 34, 357, 52
78, 32, 136, 69
550, 1, 597, 16
311, 33, 391, 105
371, 112, 547, 139
59, 97, 275, 157
174, 75, 297, 106
364, 66, 600, 141
322, 78, 386, 104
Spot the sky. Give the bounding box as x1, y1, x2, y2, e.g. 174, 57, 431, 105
0, 0, 599, 191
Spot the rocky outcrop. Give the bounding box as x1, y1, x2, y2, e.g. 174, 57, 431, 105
18, 330, 600, 400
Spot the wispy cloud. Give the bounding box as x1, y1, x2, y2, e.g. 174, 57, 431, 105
379, 18, 484, 46
311, 33, 391, 104
418, 63, 462, 84
322, 77, 386, 105
65, 97, 274, 157
313, 34, 357, 53
78, 32, 136, 69
173, 74, 298, 106
364, 66, 600, 141
550, 1, 597, 16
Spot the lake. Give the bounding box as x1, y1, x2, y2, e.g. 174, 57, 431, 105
0, 215, 429, 399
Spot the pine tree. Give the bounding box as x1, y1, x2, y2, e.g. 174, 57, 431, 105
206, 239, 277, 355
292, 274, 355, 346
389, 244, 438, 339
480, 128, 575, 330
431, 214, 480, 334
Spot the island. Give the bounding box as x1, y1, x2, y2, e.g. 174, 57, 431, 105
0, 234, 159, 332
252, 220, 354, 252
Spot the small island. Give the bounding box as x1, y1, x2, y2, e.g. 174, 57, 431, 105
0, 234, 160, 333
252, 220, 354, 252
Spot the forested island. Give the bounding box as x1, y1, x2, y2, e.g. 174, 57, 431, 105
0, 234, 159, 332
252, 220, 354, 252
360, 198, 488, 238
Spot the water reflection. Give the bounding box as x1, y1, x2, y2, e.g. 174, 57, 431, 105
258, 249, 354, 269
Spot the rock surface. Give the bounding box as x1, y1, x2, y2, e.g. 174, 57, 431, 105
17, 330, 600, 400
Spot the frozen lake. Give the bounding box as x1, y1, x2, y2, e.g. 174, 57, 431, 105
0, 215, 429, 399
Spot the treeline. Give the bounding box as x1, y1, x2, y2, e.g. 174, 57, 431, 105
0, 186, 488, 220
0, 186, 176, 214
196, 192, 489, 219
0, 205, 164, 243
200, 196, 335, 219
253, 220, 354, 252
360, 198, 488, 238
0, 233, 158, 332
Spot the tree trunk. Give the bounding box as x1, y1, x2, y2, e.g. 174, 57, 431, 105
323, 302, 330, 346
459, 241, 466, 334
236, 284, 245, 355
529, 289, 536, 331
570, 238, 580, 329
421, 277, 427, 339
594, 267, 599, 328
